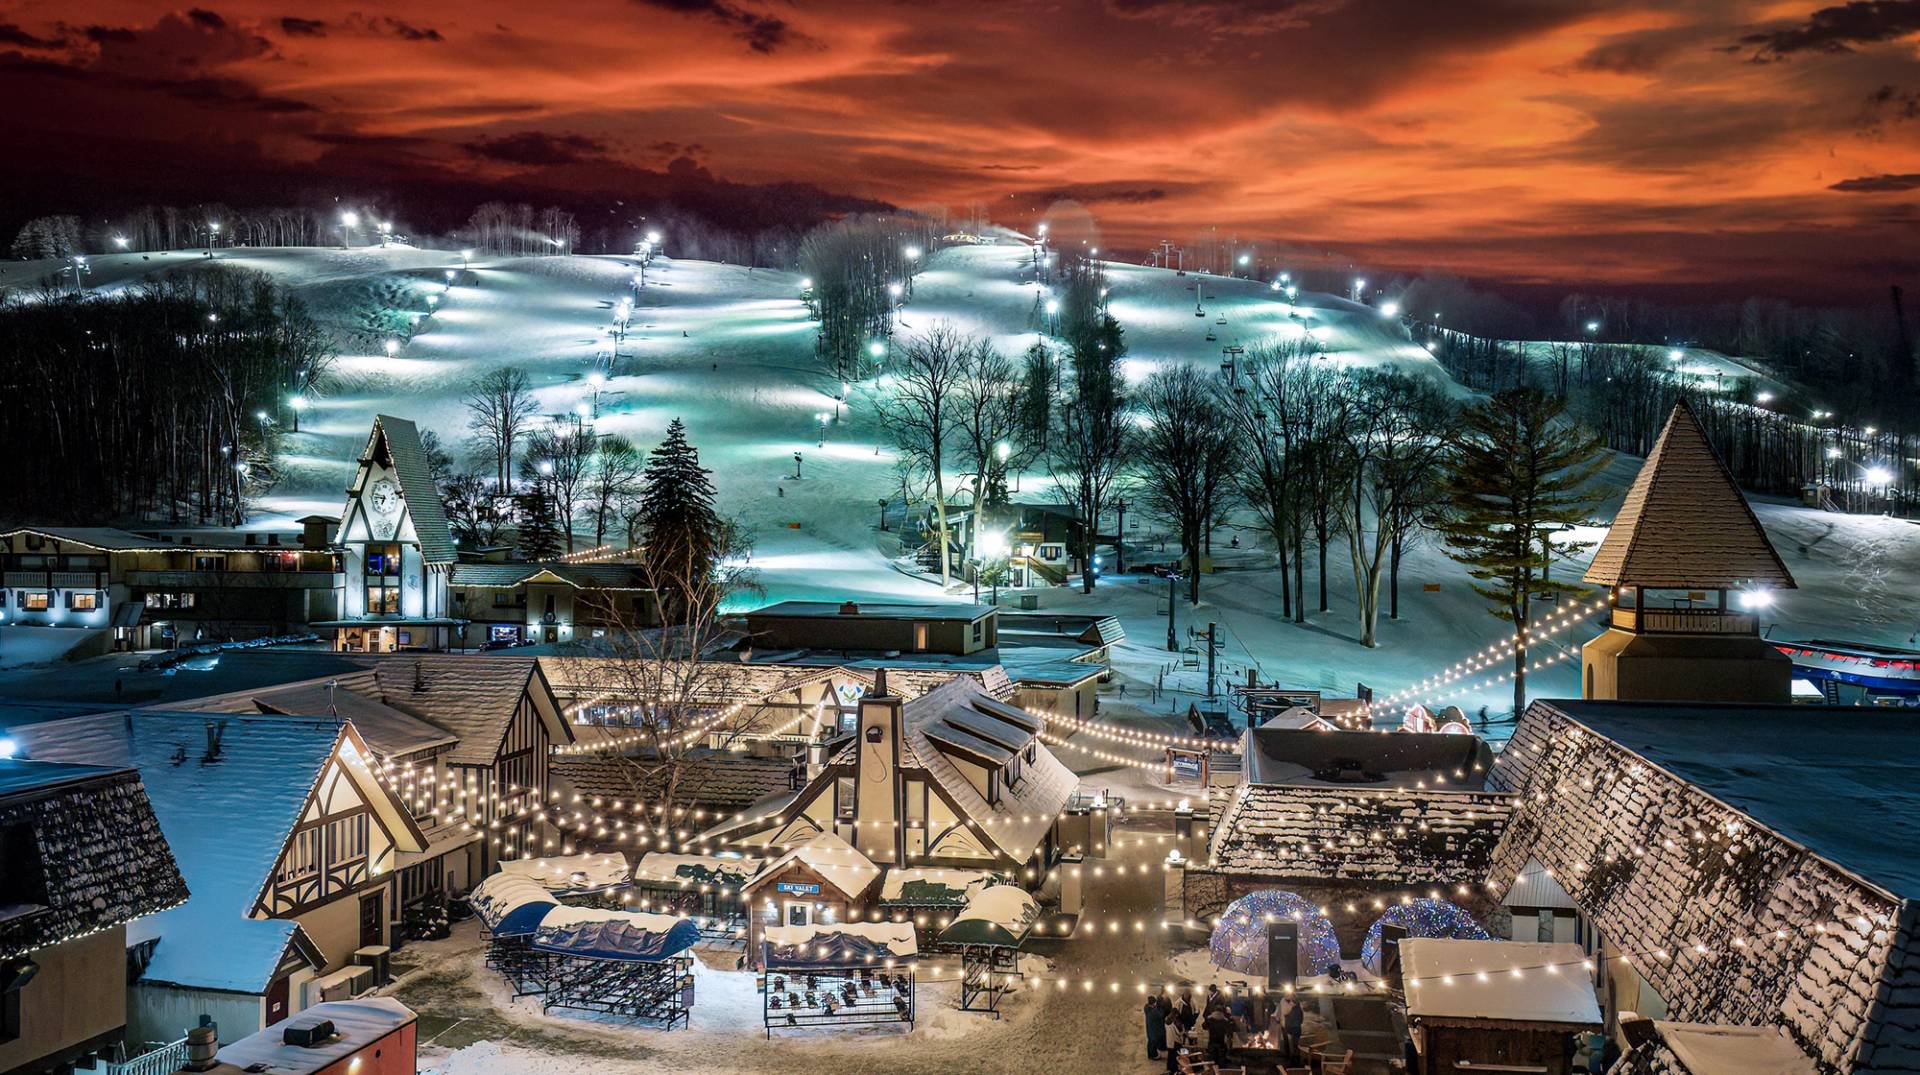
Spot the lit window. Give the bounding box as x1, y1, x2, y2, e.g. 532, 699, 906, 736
66, 591, 98, 611
21, 592, 49, 612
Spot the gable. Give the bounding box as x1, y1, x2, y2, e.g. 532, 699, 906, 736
253, 727, 426, 918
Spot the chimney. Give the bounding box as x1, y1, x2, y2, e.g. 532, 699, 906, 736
872, 667, 890, 698
180, 1018, 218, 1072
854, 669, 904, 865
201, 721, 226, 764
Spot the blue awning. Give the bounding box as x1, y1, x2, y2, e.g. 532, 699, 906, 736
531, 908, 700, 963
761, 924, 919, 969
468, 873, 560, 937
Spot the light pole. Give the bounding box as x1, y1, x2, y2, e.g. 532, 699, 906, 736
978, 530, 1008, 605
1114, 498, 1127, 574
817, 413, 830, 447
288, 394, 307, 433
1045, 298, 1060, 337
1166, 571, 1182, 651
206, 221, 219, 257
996, 440, 1012, 494
338, 211, 358, 250
792, 451, 803, 480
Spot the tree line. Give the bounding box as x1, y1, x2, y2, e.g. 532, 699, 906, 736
798, 215, 938, 379
0, 266, 332, 524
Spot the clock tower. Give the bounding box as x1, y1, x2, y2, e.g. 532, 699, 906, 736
321, 414, 462, 652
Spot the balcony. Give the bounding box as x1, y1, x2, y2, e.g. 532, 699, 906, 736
1611, 606, 1757, 635
125, 569, 335, 589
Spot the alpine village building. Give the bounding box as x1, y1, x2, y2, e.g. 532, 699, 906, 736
1, 414, 649, 659
0, 758, 185, 1075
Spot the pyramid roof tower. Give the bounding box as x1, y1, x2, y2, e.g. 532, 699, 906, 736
1583, 401, 1795, 591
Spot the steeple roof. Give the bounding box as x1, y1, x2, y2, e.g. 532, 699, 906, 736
1583, 401, 1795, 590
357, 415, 456, 565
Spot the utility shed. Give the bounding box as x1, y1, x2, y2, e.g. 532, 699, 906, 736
1402, 939, 1601, 1075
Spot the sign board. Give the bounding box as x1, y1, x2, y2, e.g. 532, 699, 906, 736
774, 881, 821, 896
1166, 748, 1208, 786
1422, 582, 1441, 592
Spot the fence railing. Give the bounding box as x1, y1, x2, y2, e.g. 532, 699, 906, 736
108, 1039, 187, 1075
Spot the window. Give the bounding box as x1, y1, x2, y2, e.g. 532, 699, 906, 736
278, 828, 321, 883
144, 592, 195, 610
913, 622, 929, 651
20, 592, 49, 612
0, 591, 6, 610
491, 591, 510, 608
192, 555, 226, 572
1537, 912, 1555, 943
836, 776, 856, 820
325, 813, 369, 864
367, 586, 400, 614
264, 552, 299, 573
66, 591, 98, 611
972, 620, 983, 643
365, 545, 402, 576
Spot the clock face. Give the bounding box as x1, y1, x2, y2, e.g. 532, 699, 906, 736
369, 478, 401, 516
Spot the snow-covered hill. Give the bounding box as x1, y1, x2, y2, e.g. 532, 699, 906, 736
13, 242, 1916, 715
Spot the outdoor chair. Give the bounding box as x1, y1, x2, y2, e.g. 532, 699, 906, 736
1322, 1049, 1357, 1075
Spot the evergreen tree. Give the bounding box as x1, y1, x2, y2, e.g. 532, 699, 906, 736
637, 418, 722, 621
1437, 387, 1608, 714
515, 488, 563, 561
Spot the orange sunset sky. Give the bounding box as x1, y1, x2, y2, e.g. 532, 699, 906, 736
2, 0, 1918, 300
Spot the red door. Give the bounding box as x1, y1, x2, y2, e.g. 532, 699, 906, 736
266, 975, 291, 1023
359, 892, 384, 948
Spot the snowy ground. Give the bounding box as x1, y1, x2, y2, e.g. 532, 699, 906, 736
14, 242, 1917, 718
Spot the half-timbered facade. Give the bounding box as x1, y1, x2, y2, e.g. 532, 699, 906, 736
704, 673, 1077, 880
316, 415, 462, 653
174, 653, 575, 911
10, 711, 426, 1044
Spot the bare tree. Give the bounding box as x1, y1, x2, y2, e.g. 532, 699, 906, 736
1136, 366, 1237, 605
952, 341, 1023, 556
465, 367, 537, 494
1332, 370, 1453, 647
444, 471, 509, 548
1047, 314, 1132, 593
877, 322, 970, 588
585, 434, 644, 547
521, 423, 595, 553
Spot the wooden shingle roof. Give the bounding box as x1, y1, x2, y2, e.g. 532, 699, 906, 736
1583, 401, 1795, 590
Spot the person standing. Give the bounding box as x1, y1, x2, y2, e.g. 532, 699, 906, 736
1165, 1006, 1190, 1074
1205, 1005, 1236, 1065
1284, 994, 1306, 1063
1145, 993, 1167, 1061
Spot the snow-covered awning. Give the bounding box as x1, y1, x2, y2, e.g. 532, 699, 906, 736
634, 852, 762, 891
1655, 1022, 1818, 1075
878, 867, 998, 906
468, 873, 560, 937
938, 885, 1040, 948
530, 906, 700, 963
761, 922, 919, 969
1402, 939, 1601, 1027
497, 853, 630, 895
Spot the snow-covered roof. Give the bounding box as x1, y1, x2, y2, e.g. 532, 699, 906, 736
879, 867, 998, 905
634, 852, 762, 890
1502, 857, 1577, 911
747, 600, 996, 622
1655, 1022, 1819, 1075
1489, 700, 1917, 1073
353, 655, 568, 766
451, 562, 649, 590
531, 907, 699, 962
497, 853, 629, 894
938, 885, 1040, 948
1206, 781, 1513, 886
468, 872, 560, 936
1584, 401, 1795, 590
1260, 705, 1334, 732
246, 680, 458, 756
762, 921, 919, 968
0, 760, 186, 960
746, 831, 880, 903
897, 679, 1078, 862
1402, 939, 1601, 1026
10, 711, 402, 993
214, 997, 415, 1074
553, 751, 798, 813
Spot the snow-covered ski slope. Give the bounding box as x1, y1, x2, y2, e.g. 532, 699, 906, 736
16, 242, 1917, 714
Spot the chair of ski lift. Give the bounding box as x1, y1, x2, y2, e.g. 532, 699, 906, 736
1205, 330, 1217, 341
1182, 646, 1201, 669
1216, 316, 1227, 325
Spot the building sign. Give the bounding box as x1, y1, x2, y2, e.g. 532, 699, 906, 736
775, 881, 821, 896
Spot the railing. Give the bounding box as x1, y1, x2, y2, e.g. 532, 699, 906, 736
108, 1039, 187, 1075
125, 569, 335, 589
1612, 607, 1757, 635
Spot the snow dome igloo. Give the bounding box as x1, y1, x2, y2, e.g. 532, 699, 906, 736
1360, 898, 1489, 972
1208, 890, 1340, 979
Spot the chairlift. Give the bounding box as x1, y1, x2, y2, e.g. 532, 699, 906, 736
1181, 646, 1201, 669
1204, 330, 1217, 341
1215, 316, 1227, 325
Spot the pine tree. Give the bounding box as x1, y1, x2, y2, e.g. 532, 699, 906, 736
1437, 387, 1608, 715
637, 418, 721, 621
515, 489, 563, 562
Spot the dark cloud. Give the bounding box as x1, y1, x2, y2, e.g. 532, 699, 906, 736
633, 0, 796, 54
1829, 172, 1920, 191
186, 9, 226, 30
465, 131, 610, 165
83, 25, 137, 44
278, 17, 327, 37
1010, 180, 1215, 205
1575, 25, 1707, 74
1738, 0, 1920, 59
1102, 0, 1337, 35
378, 17, 444, 42
0, 22, 65, 48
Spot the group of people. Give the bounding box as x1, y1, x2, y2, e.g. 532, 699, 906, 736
1144, 985, 1307, 1071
